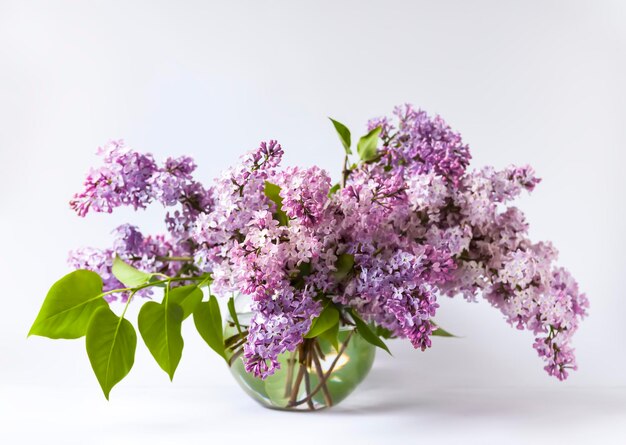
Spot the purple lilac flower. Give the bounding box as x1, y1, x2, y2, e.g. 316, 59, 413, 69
68, 142, 211, 299
70, 141, 210, 221
243, 287, 321, 378
68, 247, 121, 302
278, 166, 331, 227
70, 140, 158, 216
68, 105, 587, 382
368, 104, 471, 185
69, 224, 195, 301
149, 155, 197, 206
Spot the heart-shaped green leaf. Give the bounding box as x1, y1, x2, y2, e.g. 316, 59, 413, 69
138, 300, 184, 380
357, 126, 382, 162
86, 306, 137, 400
305, 305, 339, 338
329, 117, 352, 154
194, 296, 226, 360
112, 256, 152, 288
168, 285, 203, 319
29, 270, 106, 339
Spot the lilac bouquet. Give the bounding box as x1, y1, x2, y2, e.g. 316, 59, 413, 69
30, 105, 588, 408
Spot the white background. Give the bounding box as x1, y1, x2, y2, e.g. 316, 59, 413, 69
1, 1, 625, 444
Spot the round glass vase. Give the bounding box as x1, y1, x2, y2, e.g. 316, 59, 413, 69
224, 313, 376, 411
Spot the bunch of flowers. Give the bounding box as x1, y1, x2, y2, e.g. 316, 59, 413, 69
30, 105, 588, 403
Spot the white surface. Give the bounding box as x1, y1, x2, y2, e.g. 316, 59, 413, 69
2, 379, 626, 444
1, 1, 625, 443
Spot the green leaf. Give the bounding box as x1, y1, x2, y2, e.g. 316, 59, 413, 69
349, 309, 391, 354
375, 325, 395, 339
264, 181, 289, 226
86, 307, 137, 400
264, 350, 295, 407
193, 296, 226, 360
29, 270, 107, 339
168, 285, 203, 319
227, 297, 242, 335
432, 326, 457, 337
138, 300, 184, 380
334, 253, 355, 281
112, 256, 152, 288
357, 126, 382, 162
291, 262, 312, 289
305, 305, 340, 338
328, 183, 340, 196
298, 262, 312, 277
319, 320, 339, 352
329, 117, 352, 154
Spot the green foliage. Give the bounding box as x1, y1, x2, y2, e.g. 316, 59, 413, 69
290, 262, 312, 289
138, 298, 185, 381
329, 117, 352, 154
32, 268, 216, 399
264, 350, 294, 406
328, 183, 341, 196
86, 307, 137, 400
264, 181, 289, 226
349, 309, 391, 354
319, 320, 339, 352
432, 326, 457, 337
29, 270, 106, 339
334, 253, 355, 281
304, 304, 340, 338
168, 285, 203, 319
112, 256, 152, 288
375, 325, 395, 339
193, 295, 226, 360
357, 126, 382, 162
227, 297, 242, 335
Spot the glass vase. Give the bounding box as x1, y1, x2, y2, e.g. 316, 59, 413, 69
224, 308, 376, 411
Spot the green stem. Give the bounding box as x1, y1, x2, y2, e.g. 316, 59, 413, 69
224, 331, 249, 347
289, 330, 354, 408
99, 276, 206, 301
311, 345, 333, 407
288, 361, 306, 407
283, 351, 296, 398
227, 347, 244, 367
303, 361, 314, 410
120, 289, 136, 319
341, 155, 349, 187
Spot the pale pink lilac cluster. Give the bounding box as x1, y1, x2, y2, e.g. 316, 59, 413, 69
69, 105, 587, 381
192, 142, 328, 376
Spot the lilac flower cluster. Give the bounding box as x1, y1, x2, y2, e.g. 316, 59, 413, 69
68, 105, 587, 382
369, 104, 471, 185
191, 106, 586, 380
68, 140, 211, 301
68, 224, 192, 301
70, 140, 210, 215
